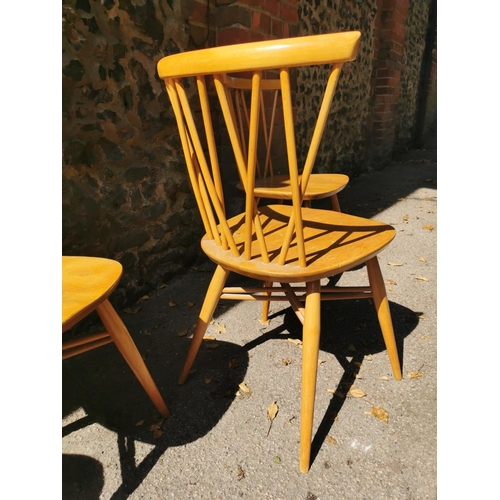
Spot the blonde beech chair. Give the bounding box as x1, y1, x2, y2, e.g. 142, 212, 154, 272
225, 74, 349, 212
157, 31, 401, 473
62, 256, 169, 418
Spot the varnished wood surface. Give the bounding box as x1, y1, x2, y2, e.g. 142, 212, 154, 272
62, 256, 122, 332
238, 173, 349, 200
158, 32, 361, 78
201, 205, 396, 282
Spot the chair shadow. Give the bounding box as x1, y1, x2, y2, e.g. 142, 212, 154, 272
63, 454, 105, 500
242, 295, 418, 469
62, 338, 249, 499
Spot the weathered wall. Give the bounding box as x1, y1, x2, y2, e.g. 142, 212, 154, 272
296, 0, 377, 177
62, 0, 437, 305
396, 0, 431, 149
62, 0, 213, 305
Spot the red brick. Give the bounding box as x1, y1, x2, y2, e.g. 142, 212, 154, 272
272, 19, 283, 38
266, 0, 280, 17
281, 3, 298, 24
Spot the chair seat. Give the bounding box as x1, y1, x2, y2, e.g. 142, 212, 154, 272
236, 173, 349, 200
62, 256, 123, 332
202, 205, 395, 283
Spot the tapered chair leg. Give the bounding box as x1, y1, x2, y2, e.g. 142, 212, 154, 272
179, 265, 230, 385
366, 257, 402, 381
299, 280, 321, 473
330, 194, 341, 212
96, 299, 170, 418
261, 280, 272, 325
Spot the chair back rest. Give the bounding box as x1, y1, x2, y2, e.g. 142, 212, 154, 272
224, 75, 282, 180
157, 32, 361, 267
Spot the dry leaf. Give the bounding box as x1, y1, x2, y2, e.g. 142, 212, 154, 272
318, 359, 326, 367
138, 295, 150, 303
407, 371, 423, 379
420, 335, 431, 340
238, 382, 250, 393
282, 357, 292, 366
236, 465, 245, 481
204, 376, 212, 384
386, 279, 397, 285
371, 406, 389, 423
266, 401, 279, 437
415, 276, 429, 281
348, 387, 366, 398
206, 342, 219, 349
203, 335, 216, 341
287, 338, 302, 346
326, 436, 337, 446
135, 420, 145, 426
187, 301, 195, 307
422, 224, 435, 231
168, 300, 178, 307
419, 257, 427, 262
388, 262, 403, 266
177, 328, 189, 337
380, 376, 389, 381
403, 214, 409, 222
153, 429, 163, 439
327, 388, 345, 398
215, 323, 227, 334
365, 354, 373, 361
124, 306, 142, 314
267, 401, 279, 421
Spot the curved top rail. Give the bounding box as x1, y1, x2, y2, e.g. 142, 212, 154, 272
157, 32, 361, 79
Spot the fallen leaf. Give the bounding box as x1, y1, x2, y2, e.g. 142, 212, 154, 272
238, 382, 250, 393
407, 371, 423, 379
327, 389, 345, 398
237, 465, 245, 481
282, 357, 292, 366
203, 335, 216, 340
422, 225, 435, 231
206, 342, 219, 349
318, 359, 326, 367
355, 374, 363, 379
403, 214, 409, 222
348, 387, 366, 398
187, 301, 195, 307
138, 295, 150, 303
365, 354, 373, 361
386, 279, 397, 285
153, 429, 163, 439
287, 338, 302, 346
419, 257, 427, 262
420, 335, 431, 340
135, 420, 145, 426
267, 401, 279, 437
380, 376, 389, 380
371, 406, 389, 423
267, 401, 279, 421
215, 323, 227, 334
326, 436, 337, 446
124, 306, 142, 314
388, 262, 403, 266
204, 376, 212, 384
177, 328, 189, 337
415, 276, 429, 281
168, 300, 178, 307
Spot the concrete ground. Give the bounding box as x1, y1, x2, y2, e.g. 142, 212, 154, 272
62, 137, 437, 500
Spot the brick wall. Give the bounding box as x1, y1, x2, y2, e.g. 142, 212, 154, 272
62, 0, 437, 305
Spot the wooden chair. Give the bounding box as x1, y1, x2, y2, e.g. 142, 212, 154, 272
157, 31, 402, 473
225, 74, 349, 212
62, 256, 169, 418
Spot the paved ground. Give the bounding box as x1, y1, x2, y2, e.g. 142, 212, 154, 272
62, 136, 437, 500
